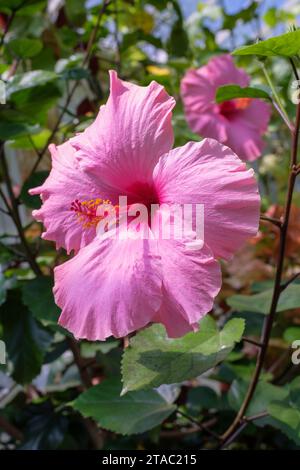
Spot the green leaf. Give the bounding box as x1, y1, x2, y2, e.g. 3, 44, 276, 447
6, 71, 61, 124
121, 317, 245, 393
0, 290, 52, 384
10, 129, 51, 150
228, 379, 288, 417
9, 38, 43, 58
0, 115, 40, 140
72, 378, 176, 435
284, 327, 300, 343
19, 401, 68, 450
22, 276, 60, 324
0, 272, 14, 307
6, 70, 58, 97
216, 85, 271, 103
267, 378, 300, 444
65, 0, 86, 26
227, 284, 300, 314
232, 30, 300, 57
20, 171, 48, 209
0, 0, 45, 12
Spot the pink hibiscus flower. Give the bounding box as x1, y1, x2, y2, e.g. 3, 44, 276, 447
30, 71, 260, 340
181, 54, 271, 162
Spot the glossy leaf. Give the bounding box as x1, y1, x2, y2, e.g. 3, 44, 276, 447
232, 30, 300, 57
216, 84, 271, 103
72, 378, 176, 435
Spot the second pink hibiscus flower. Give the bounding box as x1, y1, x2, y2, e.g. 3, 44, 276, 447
181, 54, 271, 161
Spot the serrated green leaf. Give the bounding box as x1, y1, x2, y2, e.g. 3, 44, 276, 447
232, 30, 300, 57
72, 378, 176, 435
121, 317, 245, 393
216, 85, 271, 103
227, 284, 300, 314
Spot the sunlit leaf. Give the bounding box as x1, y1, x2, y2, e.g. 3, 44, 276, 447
216, 84, 271, 103
121, 317, 245, 393
232, 30, 300, 57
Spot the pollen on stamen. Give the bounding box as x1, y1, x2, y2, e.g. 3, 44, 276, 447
70, 198, 112, 229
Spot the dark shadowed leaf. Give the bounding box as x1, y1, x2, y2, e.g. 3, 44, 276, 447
226, 284, 300, 314
22, 276, 60, 324
0, 290, 52, 384
228, 379, 288, 416
19, 401, 68, 450
20, 171, 48, 209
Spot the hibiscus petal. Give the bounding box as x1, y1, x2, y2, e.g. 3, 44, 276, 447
181, 54, 249, 115
199, 54, 249, 88
71, 70, 175, 192
224, 117, 266, 162
153, 240, 221, 338
153, 138, 260, 260
222, 99, 271, 161
54, 234, 163, 340
30, 142, 118, 254
181, 54, 270, 162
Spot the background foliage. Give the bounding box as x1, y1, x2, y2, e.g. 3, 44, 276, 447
0, 0, 300, 450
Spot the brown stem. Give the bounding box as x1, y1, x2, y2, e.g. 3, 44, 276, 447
280, 271, 300, 291
177, 410, 220, 440
67, 337, 104, 448
219, 99, 300, 449
67, 337, 92, 389
260, 214, 282, 229
218, 412, 268, 449
0, 144, 41, 276
242, 336, 263, 348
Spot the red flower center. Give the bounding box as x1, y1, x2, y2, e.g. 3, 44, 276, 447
70, 183, 160, 230
219, 97, 251, 118
126, 181, 160, 211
